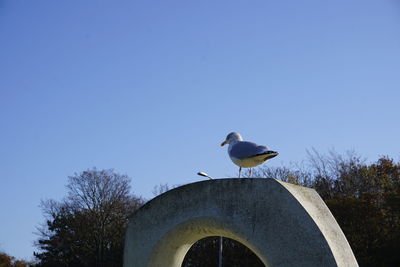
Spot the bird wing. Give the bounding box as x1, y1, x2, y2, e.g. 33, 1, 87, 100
229, 141, 269, 160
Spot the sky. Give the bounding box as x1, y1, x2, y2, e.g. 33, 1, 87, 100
1, 0, 400, 261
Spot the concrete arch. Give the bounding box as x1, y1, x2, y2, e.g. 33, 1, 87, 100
124, 178, 358, 267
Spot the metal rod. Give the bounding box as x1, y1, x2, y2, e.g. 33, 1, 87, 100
218, 236, 223, 267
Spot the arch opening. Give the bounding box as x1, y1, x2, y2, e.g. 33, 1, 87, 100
182, 236, 264, 267
146, 216, 268, 267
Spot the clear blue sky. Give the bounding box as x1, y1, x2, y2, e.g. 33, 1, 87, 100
1, 0, 399, 261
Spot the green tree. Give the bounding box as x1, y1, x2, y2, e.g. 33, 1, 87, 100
34, 168, 143, 267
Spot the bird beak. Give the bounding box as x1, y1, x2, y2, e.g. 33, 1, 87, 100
220, 140, 227, 147
264, 151, 279, 160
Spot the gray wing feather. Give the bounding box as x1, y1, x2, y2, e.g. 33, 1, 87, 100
229, 141, 268, 159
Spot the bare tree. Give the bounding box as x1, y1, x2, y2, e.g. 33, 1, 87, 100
152, 183, 181, 197
34, 168, 144, 267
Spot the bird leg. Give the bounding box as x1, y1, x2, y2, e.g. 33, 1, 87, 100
249, 168, 252, 177
239, 167, 242, 178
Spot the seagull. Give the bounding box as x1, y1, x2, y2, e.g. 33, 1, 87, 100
221, 132, 278, 178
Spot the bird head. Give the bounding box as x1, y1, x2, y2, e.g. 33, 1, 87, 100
221, 132, 243, 146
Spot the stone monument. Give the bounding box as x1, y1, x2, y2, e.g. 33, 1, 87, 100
124, 178, 358, 267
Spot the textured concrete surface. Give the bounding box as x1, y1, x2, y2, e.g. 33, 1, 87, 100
124, 178, 358, 267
